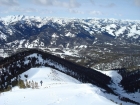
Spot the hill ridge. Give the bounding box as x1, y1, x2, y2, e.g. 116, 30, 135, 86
0, 49, 112, 93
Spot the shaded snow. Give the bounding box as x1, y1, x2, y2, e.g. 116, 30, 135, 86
100, 70, 122, 83
97, 70, 140, 105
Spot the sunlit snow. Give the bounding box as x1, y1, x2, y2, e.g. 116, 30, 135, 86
0, 67, 116, 105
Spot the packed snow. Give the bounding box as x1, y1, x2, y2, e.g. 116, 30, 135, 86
0, 67, 117, 105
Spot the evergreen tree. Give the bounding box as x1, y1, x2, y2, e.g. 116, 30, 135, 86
35, 82, 38, 89
18, 79, 26, 89
25, 79, 30, 88
31, 80, 34, 89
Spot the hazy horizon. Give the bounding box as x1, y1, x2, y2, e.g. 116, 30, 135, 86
0, 0, 140, 20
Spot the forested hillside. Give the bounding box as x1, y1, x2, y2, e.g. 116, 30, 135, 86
0, 49, 112, 93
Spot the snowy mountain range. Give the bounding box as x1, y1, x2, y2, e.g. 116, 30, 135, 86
0, 15, 140, 49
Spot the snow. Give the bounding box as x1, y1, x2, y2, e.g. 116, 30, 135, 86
18, 39, 26, 48
0, 67, 117, 105
0, 15, 47, 28
0, 32, 7, 41
46, 48, 79, 58
1, 15, 23, 25
89, 31, 94, 34
115, 26, 126, 37
127, 25, 140, 38
0, 15, 140, 44
79, 45, 87, 48
23, 39, 45, 48
82, 25, 90, 31
0, 52, 8, 58
99, 70, 122, 84
105, 42, 113, 45
52, 18, 65, 25
96, 70, 140, 105
65, 32, 75, 37
0, 49, 4, 52
20, 67, 80, 84
58, 49, 79, 57
52, 33, 59, 38
7, 29, 13, 35
105, 24, 116, 36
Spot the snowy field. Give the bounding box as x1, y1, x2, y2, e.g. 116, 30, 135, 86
0, 67, 117, 105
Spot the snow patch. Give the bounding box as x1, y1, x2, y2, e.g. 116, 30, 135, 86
65, 32, 75, 37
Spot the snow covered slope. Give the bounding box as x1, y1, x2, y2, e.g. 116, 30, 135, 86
0, 67, 117, 105
97, 70, 140, 105
20, 67, 80, 85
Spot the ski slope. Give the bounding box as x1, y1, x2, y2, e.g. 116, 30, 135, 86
0, 67, 117, 105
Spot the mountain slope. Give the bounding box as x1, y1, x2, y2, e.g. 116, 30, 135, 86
97, 70, 140, 104
20, 67, 80, 84
0, 67, 117, 105
0, 49, 140, 105
0, 49, 112, 93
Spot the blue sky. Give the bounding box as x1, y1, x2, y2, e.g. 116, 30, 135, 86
0, 0, 140, 20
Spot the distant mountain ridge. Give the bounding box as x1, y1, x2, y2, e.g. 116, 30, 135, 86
0, 15, 140, 49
